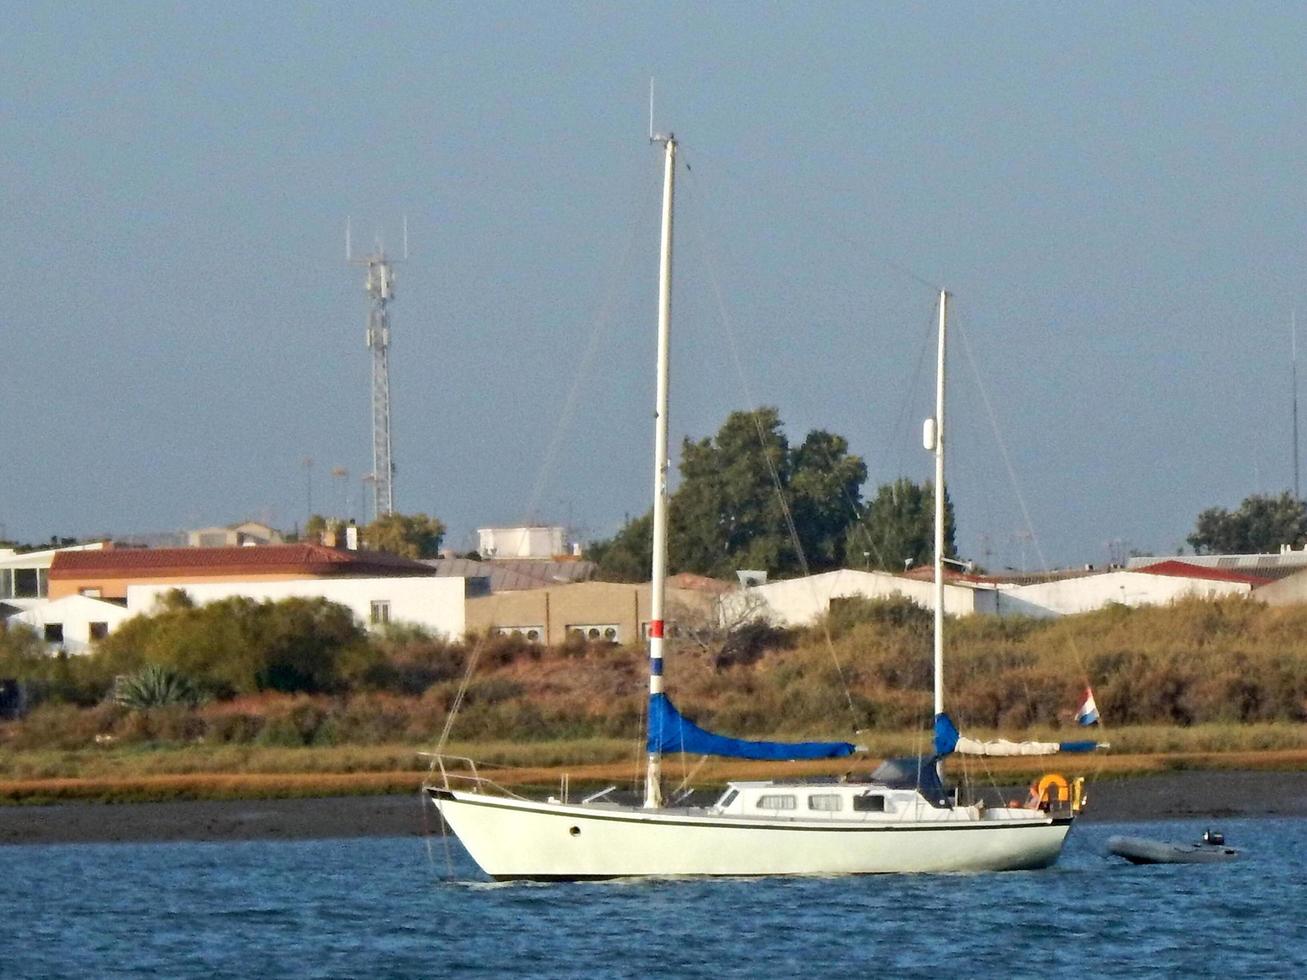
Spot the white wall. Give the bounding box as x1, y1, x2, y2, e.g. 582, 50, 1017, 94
7, 594, 134, 655
127, 577, 468, 639
725, 569, 994, 628
477, 526, 564, 559
996, 570, 1252, 618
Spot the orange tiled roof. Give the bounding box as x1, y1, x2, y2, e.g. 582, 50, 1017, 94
50, 544, 433, 580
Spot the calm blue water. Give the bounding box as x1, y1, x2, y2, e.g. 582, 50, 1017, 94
3, 817, 1302, 978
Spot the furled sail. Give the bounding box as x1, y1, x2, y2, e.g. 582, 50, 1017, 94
648, 693, 856, 761
933, 713, 1102, 758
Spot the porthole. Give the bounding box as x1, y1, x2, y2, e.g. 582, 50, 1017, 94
569, 826, 581, 837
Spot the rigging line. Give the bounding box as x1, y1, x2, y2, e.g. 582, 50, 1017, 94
680, 164, 863, 732
523, 163, 658, 522
955, 308, 1103, 769
955, 309, 1046, 573
846, 300, 942, 570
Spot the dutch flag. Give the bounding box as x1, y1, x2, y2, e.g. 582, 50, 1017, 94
1075, 686, 1100, 727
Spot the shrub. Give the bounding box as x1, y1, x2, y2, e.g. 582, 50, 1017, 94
114, 665, 207, 710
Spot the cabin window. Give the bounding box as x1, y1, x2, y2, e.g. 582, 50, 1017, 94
89, 622, 109, 641
756, 794, 797, 811
808, 794, 842, 812
370, 601, 391, 626
853, 793, 887, 812
0, 569, 10, 598
43, 623, 64, 643
717, 789, 739, 809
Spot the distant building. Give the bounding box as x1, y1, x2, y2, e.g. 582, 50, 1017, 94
186, 521, 284, 548
1, 543, 108, 616
476, 526, 571, 560
6, 594, 135, 655
48, 543, 435, 601
465, 578, 725, 646
1127, 547, 1307, 580
993, 561, 1267, 618
128, 577, 468, 641
723, 568, 995, 628
422, 556, 596, 593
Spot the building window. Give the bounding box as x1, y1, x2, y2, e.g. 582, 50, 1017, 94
370, 601, 391, 626
89, 622, 109, 641
756, 794, 797, 811
43, 623, 64, 644
14, 569, 41, 599
80, 587, 102, 598
808, 794, 842, 812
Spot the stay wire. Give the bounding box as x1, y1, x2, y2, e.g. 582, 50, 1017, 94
680, 153, 863, 734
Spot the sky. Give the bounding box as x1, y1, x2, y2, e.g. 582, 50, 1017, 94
4, 2, 1306, 571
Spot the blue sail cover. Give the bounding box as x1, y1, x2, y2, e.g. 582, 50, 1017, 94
647, 693, 856, 760
933, 712, 1101, 757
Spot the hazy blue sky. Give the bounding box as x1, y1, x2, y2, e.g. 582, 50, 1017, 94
4, 2, 1305, 570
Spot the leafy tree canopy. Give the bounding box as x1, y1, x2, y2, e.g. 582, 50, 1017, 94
362, 512, 446, 558
1187, 491, 1307, 555
844, 477, 956, 573
592, 408, 868, 580
302, 512, 446, 558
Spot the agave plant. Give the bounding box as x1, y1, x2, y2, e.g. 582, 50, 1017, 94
113, 664, 207, 710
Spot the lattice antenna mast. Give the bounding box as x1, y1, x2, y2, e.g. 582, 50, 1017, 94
347, 217, 407, 518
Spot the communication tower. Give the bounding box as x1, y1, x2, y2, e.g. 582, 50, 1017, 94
348, 219, 406, 518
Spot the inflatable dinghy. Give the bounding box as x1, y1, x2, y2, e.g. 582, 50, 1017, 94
1107, 830, 1238, 865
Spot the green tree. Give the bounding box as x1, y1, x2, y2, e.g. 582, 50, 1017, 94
362, 512, 446, 558
302, 514, 331, 542
593, 408, 867, 580
586, 513, 653, 583
91, 595, 373, 697
1187, 491, 1307, 555
844, 478, 956, 572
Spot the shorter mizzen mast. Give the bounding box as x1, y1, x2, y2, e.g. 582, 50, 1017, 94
644, 121, 677, 809
928, 290, 948, 724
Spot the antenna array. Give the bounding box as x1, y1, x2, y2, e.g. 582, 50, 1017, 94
347, 218, 407, 519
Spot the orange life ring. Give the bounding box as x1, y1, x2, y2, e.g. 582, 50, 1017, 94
1035, 773, 1069, 809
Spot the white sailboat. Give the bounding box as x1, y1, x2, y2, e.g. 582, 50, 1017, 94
424, 133, 1101, 880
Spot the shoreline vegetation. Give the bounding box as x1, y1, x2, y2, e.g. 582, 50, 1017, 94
4, 595, 1307, 815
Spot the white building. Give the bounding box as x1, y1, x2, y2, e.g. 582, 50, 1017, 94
476, 526, 567, 560
0, 543, 107, 616
994, 563, 1259, 618
724, 568, 996, 628
127, 576, 468, 639
6, 594, 135, 655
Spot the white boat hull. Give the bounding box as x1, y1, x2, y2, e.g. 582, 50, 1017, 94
428, 788, 1072, 879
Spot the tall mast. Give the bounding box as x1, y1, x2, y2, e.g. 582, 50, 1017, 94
930, 290, 948, 718
644, 133, 676, 809
1294, 309, 1300, 504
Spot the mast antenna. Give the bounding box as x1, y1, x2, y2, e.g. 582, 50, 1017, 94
347, 219, 405, 519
